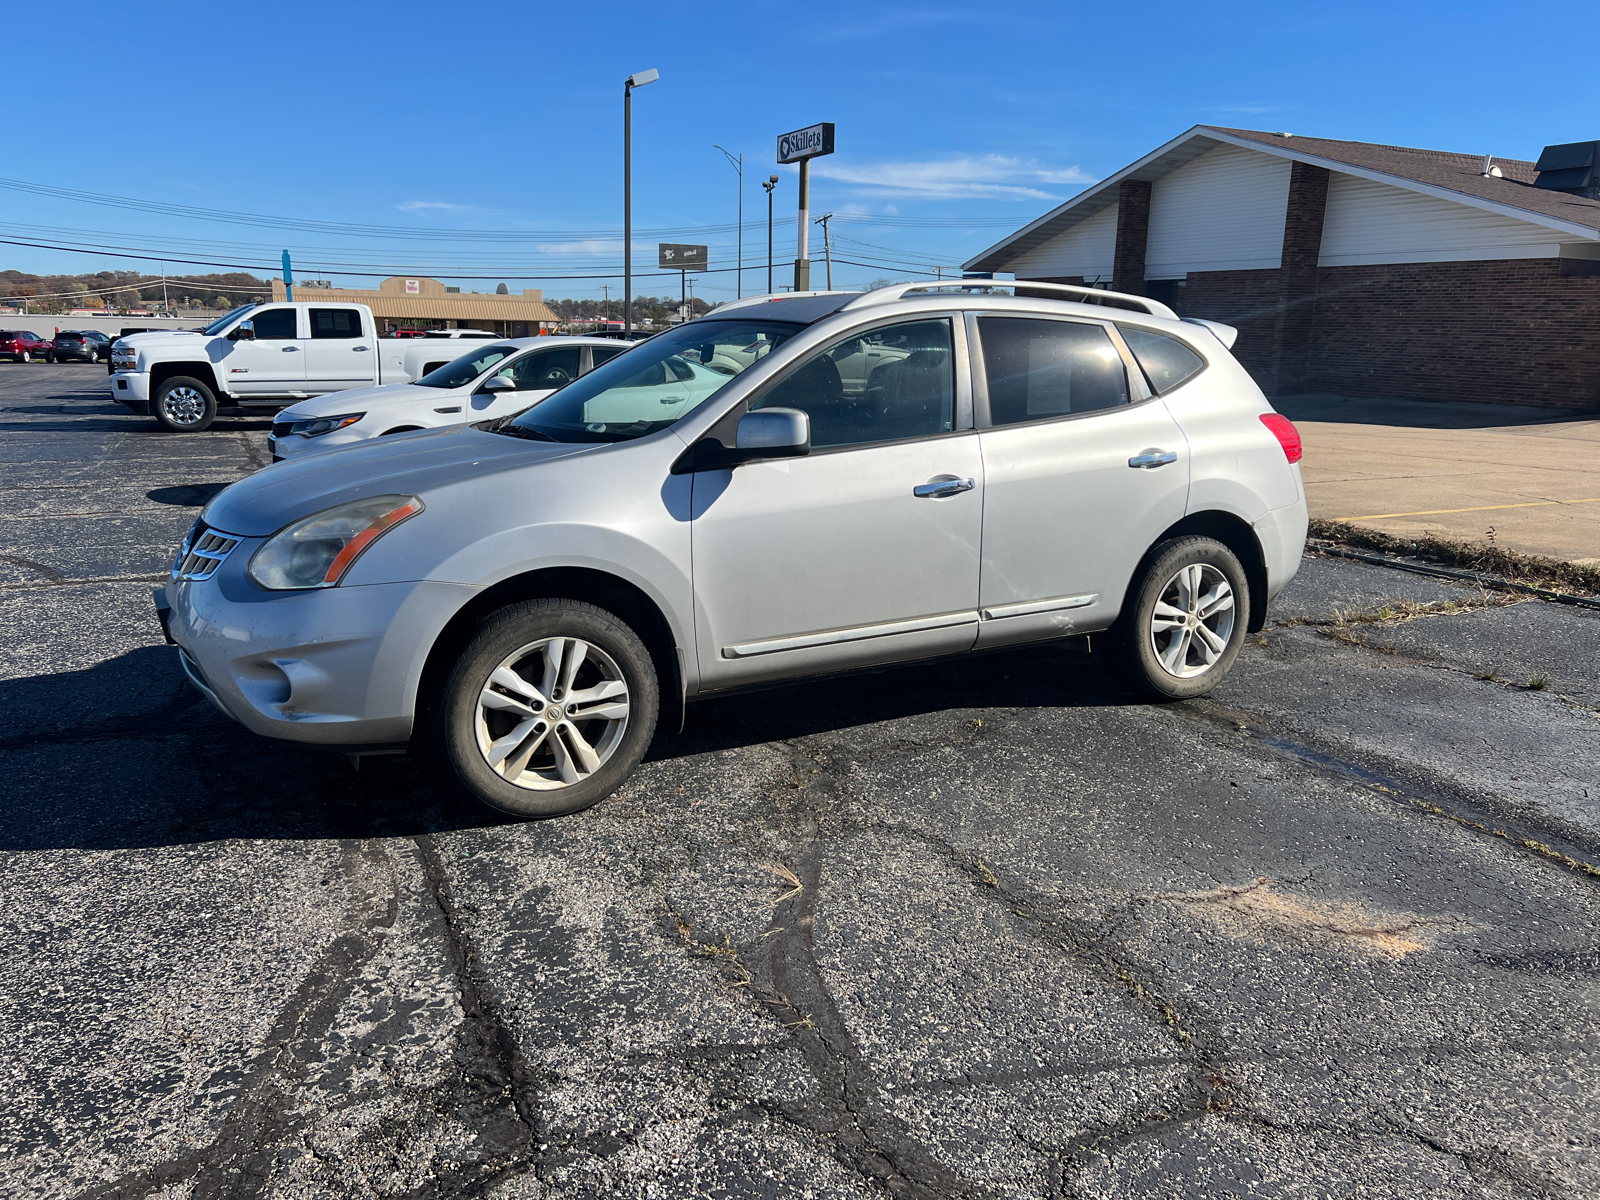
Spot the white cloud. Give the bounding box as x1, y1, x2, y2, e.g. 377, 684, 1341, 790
395, 200, 473, 213
811, 155, 1095, 201
537, 240, 623, 256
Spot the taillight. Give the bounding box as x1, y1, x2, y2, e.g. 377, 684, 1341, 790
1259, 413, 1302, 464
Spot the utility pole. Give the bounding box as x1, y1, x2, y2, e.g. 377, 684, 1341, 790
602, 284, 611, 328
814, 213, 835, 290
160, 260, 169, 311
714, 145, 743, 299
623, 69, 660, 335
762, 175, 779, 294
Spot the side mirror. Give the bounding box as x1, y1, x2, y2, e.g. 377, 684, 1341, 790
230, 320, 255, 341
482, 375, 516, 392
735, 408, 810, 457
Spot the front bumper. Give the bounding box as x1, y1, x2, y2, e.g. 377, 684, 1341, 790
109, 370, 151, 409
269, 425, 377, 463
163, 559, 478, 748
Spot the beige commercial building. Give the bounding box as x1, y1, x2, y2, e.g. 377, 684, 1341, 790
270, 275, 560, 336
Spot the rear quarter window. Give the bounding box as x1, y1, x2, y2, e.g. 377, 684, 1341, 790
1119, 326, 1206, 394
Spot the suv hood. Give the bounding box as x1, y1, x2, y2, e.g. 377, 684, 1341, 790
204, 423, 593, 537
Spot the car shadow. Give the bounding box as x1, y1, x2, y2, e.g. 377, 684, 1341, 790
148, 484, 232, 507
0, 639, 1136, 853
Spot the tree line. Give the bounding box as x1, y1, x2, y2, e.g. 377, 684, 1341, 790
0, 270, 273, 313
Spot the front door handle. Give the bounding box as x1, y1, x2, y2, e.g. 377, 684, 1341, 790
353, 345, 370, 351
281, 346, 300, 352
914, 477, 975, 498
1128, 449, 1177, 469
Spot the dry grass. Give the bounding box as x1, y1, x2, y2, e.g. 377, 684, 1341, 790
766, 863, 803, 904
1309, 519, 1600, 597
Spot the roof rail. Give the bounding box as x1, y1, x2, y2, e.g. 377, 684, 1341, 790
709, 290, 856, 315
841, 280, 1178, 320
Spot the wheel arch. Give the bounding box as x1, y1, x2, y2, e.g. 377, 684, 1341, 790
414, 566, 686, 743
150, 361, 221, 396
1138, 510, 1270, 632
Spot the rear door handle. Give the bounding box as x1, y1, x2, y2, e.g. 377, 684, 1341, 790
1128, 449, 1177, 469
281, 346, 300, 352
914, 477, 975, 498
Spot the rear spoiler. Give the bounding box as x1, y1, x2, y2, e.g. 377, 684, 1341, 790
1181, 317, 1238, 350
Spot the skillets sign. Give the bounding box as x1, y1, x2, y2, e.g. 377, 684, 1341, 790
776, 122, 835, 164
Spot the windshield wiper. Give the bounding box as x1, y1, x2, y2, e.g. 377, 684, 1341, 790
492, 424, 559, 442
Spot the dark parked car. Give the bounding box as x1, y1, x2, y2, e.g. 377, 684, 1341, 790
0, 331, 52, 362
50, 330, 110, 363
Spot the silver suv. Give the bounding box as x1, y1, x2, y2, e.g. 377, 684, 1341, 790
158, 283, 1308, 818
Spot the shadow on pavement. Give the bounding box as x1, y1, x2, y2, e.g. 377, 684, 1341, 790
1275, 393, 1599, 430
148, 483, 232, 506
0, 639, 1136, 853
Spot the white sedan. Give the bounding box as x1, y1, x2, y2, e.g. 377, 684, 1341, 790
268, 336, 629, 462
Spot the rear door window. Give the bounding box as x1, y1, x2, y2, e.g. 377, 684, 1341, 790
977, 317, 1128, 426
499, 347, 582, 390
1119, 326, 1206, 394
309, 308, 364, 338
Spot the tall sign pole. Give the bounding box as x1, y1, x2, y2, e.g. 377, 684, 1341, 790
776, 122, 834, 293
282, 250, 293, 302
623, 70, 660, 334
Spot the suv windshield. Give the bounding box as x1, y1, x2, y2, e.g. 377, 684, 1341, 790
203, 304, 256, 336
416, 343, 520, 389
501, 320, 799, 443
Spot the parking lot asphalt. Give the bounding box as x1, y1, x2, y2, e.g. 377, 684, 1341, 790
4, 363, 1600, 1200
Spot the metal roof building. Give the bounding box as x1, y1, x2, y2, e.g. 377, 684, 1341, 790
270, 275, 560, 336
966, 126, 1600, 410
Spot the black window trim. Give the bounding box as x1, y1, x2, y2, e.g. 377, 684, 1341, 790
967, 310, 1166, 432
730, 311, 974, 459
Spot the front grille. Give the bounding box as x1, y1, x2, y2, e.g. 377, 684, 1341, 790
173, 518, 239, 581
271, 420, 293, 439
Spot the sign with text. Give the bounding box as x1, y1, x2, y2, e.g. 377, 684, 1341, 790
658, 243, 708, 271
777, 122, 835, 164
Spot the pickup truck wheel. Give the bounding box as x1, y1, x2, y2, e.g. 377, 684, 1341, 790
1106, 536, 1250, 701
153, 377, 218, 432
437, 599, 659, 819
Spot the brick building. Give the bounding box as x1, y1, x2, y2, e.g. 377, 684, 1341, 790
964, 127, 1600, 410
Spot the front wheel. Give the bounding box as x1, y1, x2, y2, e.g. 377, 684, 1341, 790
436, 599, 660, 818
153, 376, 218, 432
1108, 536, 1250, 700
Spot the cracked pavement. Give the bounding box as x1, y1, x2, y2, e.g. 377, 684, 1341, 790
3, 363, 1600, 1199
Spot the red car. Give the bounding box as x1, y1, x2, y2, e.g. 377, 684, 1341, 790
0, 330, 52, 362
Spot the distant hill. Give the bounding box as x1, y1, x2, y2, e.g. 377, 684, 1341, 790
0, 269, 273, 313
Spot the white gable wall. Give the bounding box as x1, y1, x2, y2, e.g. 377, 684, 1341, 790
1319, 173, 1586, 265
1008, 204, 1116, 281
1144, 145, 1292, 278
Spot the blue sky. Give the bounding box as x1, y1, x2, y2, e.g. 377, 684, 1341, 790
3, 0, 1589, 303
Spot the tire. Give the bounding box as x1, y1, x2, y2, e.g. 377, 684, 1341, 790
153, 376, 218, 432
20, 351, 29, 363
46, 352, 55, 364
1107, 536, 1250, 701
436, 599, 659, 818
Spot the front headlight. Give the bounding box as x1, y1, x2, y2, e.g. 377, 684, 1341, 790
248, 494, 423, 590
288, 412, 365, 437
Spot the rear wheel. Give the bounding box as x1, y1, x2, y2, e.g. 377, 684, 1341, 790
153, 376, 218, 432
1108, 536, 1250, 700
436, 599, 659, 818
19, 351, 30, 363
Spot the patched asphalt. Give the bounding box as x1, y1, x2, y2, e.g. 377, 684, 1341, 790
3, 363, 1599, 1199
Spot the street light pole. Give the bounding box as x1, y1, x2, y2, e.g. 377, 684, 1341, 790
623, 69, 659, 335
762, 175, 779, 294
714, 145, 743, 299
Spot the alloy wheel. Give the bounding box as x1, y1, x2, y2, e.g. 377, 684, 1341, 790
160, 387, 208, 427
473, 636, 631, 791
1148, 563, 1236, 679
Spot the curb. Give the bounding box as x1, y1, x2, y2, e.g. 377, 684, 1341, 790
1309, 543, 1600, 613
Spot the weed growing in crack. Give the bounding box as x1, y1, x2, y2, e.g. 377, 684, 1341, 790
1527, 673, 1552, 691
1474, 666, 1502, 683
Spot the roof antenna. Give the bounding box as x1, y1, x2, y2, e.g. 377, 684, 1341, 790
1480, 154, 1502, 178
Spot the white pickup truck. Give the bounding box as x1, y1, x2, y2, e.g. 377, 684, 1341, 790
108, 302, 498, 432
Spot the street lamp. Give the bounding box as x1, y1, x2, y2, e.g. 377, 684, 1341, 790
713, 145, 743, 299
623, 68, 660, 335
762, 175, 779, 295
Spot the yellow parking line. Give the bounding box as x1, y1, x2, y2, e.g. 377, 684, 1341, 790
1334, 498, 1600, 521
